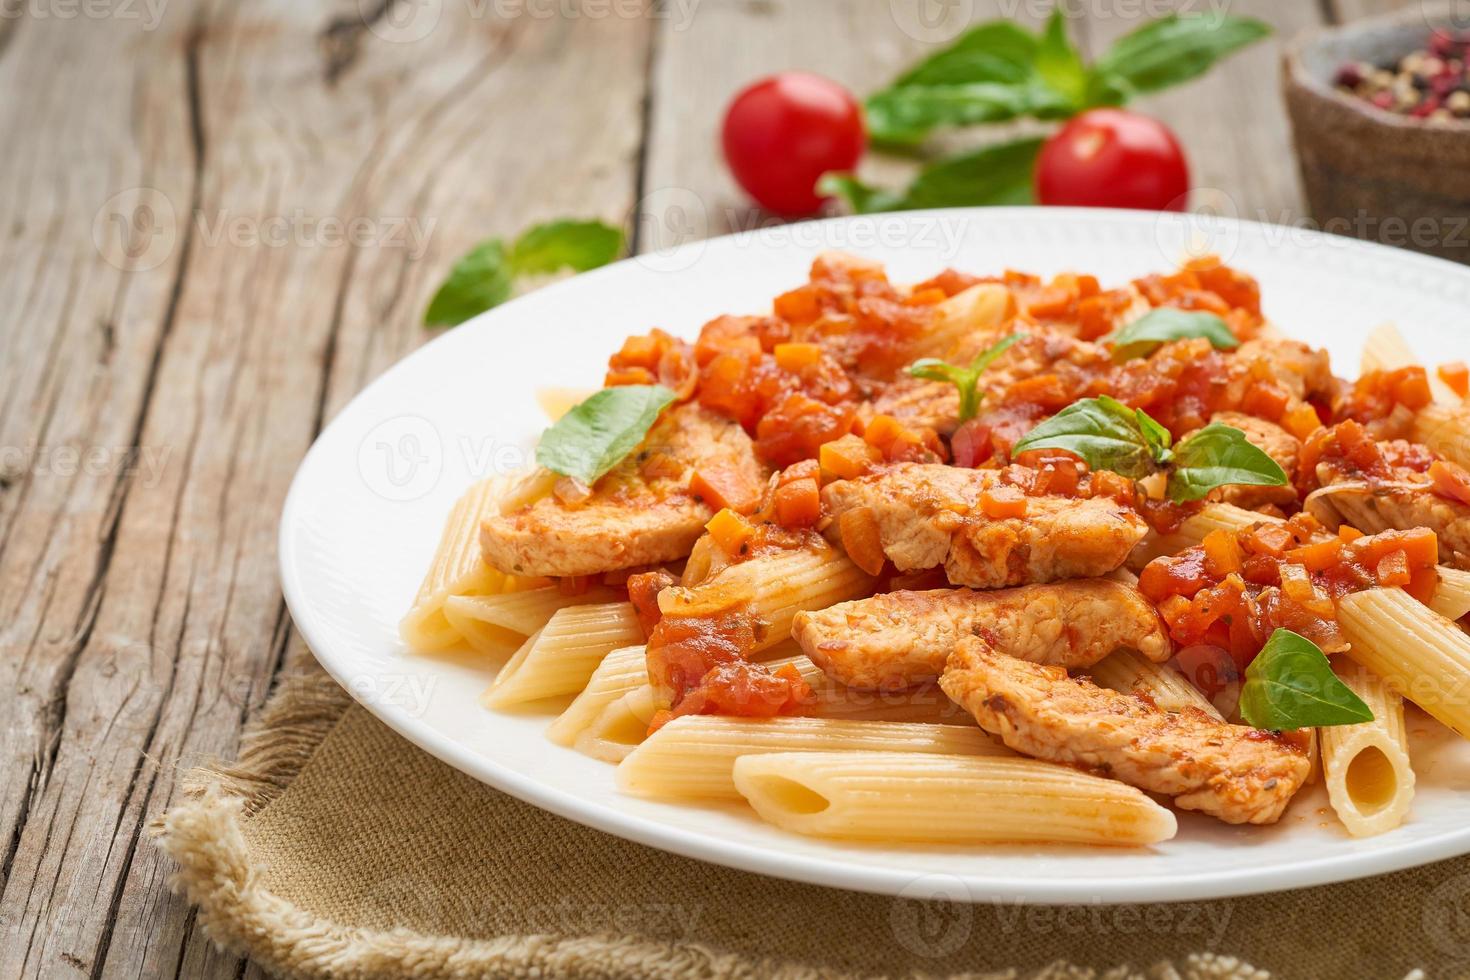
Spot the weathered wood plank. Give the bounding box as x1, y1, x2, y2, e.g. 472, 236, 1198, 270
0, 2, 653, 978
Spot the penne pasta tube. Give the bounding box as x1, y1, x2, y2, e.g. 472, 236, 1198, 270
1088, 649, 1223, 720
481, 601, 643, 708
1431, 567, 1470, 622
1412, 402, 1470, 469
1320, 657, 1415, 838
1338, 587, 1470, 739
442, 597, 526, 658
576, 686, 660, 763
733, 751, 1177, 846
1360, 323, 1460, 403
616, 715, 1007, 801
445, 585, 621, 639
547, 645, 648, 746
400, 478, 543, 651
909, 283, 1012, 360
657, 544, 875, 656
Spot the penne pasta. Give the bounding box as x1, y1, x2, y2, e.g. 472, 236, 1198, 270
546, 645, 648, 747
400, 478, 545, 651
1431, 567, 1470, 621
446, 585, 621, 640
1361, 323, 1461, 404
657, 544, 875, 656
908, 283, 1012, 360
1412, 402, 1470, 469
1320, 657, 1415, 838
576, 686, 659, 763
1088, 649, 1223, 720
1338, 588, 1470, 739
616, 715, 1007, 801
481, 601, 643, 707
732, 751, 1177, 846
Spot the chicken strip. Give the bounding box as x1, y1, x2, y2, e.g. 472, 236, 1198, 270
1229, 338, 1333, 403
821, 463, 1147, 589
1305, 480, 1470, 569
481, 403, 764, 577
940, 639, 1311, 824
792, 579, 1171, 691
1189, 411, 1300, 511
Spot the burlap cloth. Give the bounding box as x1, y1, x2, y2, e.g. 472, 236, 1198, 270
153, 665, 1470, 979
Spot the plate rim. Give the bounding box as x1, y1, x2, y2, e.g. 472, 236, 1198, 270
280, 205, 1470, 904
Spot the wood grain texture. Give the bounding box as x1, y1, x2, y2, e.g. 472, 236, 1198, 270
0, 1, 651, 978
0, 0, 1404, 977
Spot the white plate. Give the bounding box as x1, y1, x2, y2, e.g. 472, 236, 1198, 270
281, 207, 1470, 904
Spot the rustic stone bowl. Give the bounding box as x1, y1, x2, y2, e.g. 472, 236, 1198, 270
1284, 4, 1470, 264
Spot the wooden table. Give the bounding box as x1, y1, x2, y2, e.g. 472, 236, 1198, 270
0, 0, 1416, 975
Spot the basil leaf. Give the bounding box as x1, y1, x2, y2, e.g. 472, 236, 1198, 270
1166, 422, 1288, 503
1239, 630, 1373, 730
1136, 407, 1174, 462
1092, 14, 1271, 96
1010, 395, 1158, 479
1035, 11, 1088, 108
824, 138, 1044, 215
535, 385, 676, 486
424, 239, 512, 327
891, 21, 1039, 89
865, 83, 1052, 145
509, 219, 624, 276
1110, 308, 1239, 361
907, 333, 1022, 423
814, 174, 903, 215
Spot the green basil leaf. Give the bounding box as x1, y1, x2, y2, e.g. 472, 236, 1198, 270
1110, 308, 1239, 361
424, 238, 512, 327
1010, 395, 1157, 479
1092, 14, 1271, 96
823, 139, 1043, 214
535, 385, 676, 486
968, 332, 1022, 375
1035, 11, 1088, 108
508, 219, 624, 276
891, 21, 1040, 89
1239, 630, 1373, 730
865, 83, 1047, 145
1136, 407, 1174, 462
815, 173, 903, 215
1166, 422, 1288, 502
906, 333, 1021, 423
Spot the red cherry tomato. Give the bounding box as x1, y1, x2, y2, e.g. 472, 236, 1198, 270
722, 72, 865, 217
1035, 109, 1190, 212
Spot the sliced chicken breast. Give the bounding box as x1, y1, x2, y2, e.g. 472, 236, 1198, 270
481, 403, 764, 577
940, 639, 1311, 825
1305, 479, 1470, 569
792, 579, 1171, 691
821, 463, 1147, 589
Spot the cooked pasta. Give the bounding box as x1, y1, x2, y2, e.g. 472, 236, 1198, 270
1361, 323, 1460, 403
616, 715, 1007, 801
1088, 649, 1224, 720
546, 645, 648, 747
1412, 402, 1470, 469
1338, 588, 1470, 738
400, 478, 540, 651
575, 686, 660, 763
481, 602, 643, 707
1319, 657, 1415, 837
733, 751, 1177, 845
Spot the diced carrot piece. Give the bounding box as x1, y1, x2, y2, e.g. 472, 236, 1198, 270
616, 333, 665, 370
1399, 527, 1440, 567
1408, 564, 1441, 604
1243, 522, 1295, 558
1278, 562, 1315, 602
1282, 401, 1323, 440
1202, 530, 1243, 576
774, 342, 822, 372
1025, 287, 1073, 319
705, 508, 755, 557
779, 459, 820, 486
691, 462, 762, 515
905, 287, 948, 307
1375, 550, 1412, 587
1242, 383, 1289, 421
605, 367, 656, 387
1439, 362, 1470, 398
819, 434, 881, 482
1286, 536, 1344, 573
1158, 595, 1193, 630
979, 485, 1028, 519
1431, 459, 1470, 505
773, 285, 820, 325
862, 414, 908, 454
837, 506, 887, 576
773, 478, 821, 528
1391, 367, 1433, 410
1338, 524, 1365, 544
646, 708, 674, 735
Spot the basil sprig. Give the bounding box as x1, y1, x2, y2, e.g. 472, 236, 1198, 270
863, 12, 1270, 146
535, 384, 675, 486
819, 138, 1043, 214
907, 333, 1022, 423
1010, 396, 1286, 502
1239, 630, 1374, 731
1109, 308, 1239, 362
425, 219, 624, 327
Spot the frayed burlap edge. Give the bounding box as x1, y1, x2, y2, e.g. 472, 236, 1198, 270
151, 669, 1269, 980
